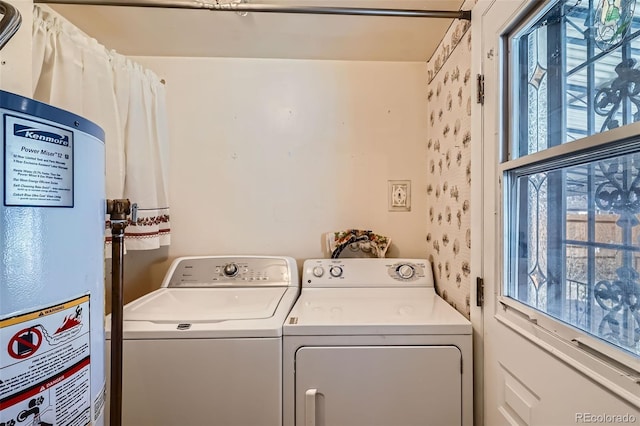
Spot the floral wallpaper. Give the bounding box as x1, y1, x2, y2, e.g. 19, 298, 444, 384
426, 19, 473, 319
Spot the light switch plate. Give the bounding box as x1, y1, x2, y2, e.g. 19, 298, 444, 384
388, 180, 411, 212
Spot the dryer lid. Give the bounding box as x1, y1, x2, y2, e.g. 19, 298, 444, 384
123, 287, 288, 323
283, 287, 471, 335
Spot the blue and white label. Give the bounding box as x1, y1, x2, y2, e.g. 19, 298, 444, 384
4, 115, 74, 207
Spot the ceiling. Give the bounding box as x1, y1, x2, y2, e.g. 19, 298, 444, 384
49, 0, 466, 61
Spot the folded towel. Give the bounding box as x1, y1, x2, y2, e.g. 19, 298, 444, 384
325, 229, 391, 258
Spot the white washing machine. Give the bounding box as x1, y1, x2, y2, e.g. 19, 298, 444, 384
283, 258, 472, 426
106, 255, 299, 426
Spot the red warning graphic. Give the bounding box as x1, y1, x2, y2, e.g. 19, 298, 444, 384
55, 316, 81, 334
8, 327, 43, 360
55, 306, 82, 334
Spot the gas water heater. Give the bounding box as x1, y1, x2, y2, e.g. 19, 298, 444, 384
0, 90, 106, 426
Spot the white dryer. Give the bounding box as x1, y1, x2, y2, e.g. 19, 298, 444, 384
106, 255, 299, 426
283, 258, 472, 426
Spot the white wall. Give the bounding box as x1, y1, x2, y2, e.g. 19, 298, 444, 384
124, 57, 429, 299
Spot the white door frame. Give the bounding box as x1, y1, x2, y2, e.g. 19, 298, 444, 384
470, 1, 531, 424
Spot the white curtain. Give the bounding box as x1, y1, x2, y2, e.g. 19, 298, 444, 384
32, 5, 170, 252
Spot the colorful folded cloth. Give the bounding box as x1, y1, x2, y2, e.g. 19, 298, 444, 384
326, 229, 391, 258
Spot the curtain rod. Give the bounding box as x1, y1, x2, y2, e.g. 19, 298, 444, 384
34, 0, 472, 20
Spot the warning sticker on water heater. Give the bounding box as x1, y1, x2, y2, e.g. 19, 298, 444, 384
3, 114, 74, 207
0, 295, 91, 426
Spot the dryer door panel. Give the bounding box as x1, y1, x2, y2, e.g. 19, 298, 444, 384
295, 345, 462, 426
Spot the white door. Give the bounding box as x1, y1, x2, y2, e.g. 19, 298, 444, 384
478, 1, 640, 425
295, 346, 462, 426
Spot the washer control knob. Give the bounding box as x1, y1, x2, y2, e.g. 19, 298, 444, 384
223, 263, 239, 277
329, 266, 343, 278
397, 264, 415, 279
312, 266, 325, 277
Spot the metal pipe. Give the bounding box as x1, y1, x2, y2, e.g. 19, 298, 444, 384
34, 0, 471, 20
0, 1, 22, 51
107, 199, 131, 426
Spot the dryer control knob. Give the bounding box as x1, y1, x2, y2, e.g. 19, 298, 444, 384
312, 266, 325, 277
329, 266, 343, 278
397, 264, 415, 279
223, 263, 239, 277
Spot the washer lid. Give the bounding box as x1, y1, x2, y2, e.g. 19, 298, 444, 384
123, 287, 288, 322
283, 287, 471, 335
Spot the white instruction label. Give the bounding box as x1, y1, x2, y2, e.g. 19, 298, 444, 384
0, 296, 91, 426
3, 114, 74, 207
92, 380, 106, 423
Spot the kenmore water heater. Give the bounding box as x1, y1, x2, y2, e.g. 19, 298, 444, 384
0, 90, 106, 426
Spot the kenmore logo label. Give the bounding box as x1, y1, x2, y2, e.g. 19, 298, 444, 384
14, 124, 69, 147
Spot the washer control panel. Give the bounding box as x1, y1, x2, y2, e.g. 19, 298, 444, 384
165, 256, 297, 287
302, 259, 433, 288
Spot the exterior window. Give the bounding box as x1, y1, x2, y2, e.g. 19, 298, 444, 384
506, 0, 640, 357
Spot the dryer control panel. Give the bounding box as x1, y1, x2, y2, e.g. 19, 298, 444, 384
302, 258, 433, 288
164, 256, 298, 287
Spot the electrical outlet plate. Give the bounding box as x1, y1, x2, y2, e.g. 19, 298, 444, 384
388, 180, 411, 212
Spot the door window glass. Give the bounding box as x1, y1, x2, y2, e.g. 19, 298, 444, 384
506, 0, 640, 357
